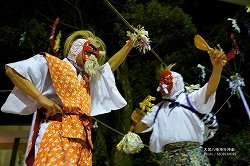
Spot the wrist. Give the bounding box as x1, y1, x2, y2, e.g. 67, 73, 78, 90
131, 121, 138, 127
126, 39, 135, 48
131, 117, 141, 124
34, 93, 43, 102
213, 66, 223, 73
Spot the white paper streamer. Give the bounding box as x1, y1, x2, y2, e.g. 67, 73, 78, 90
227, 73, 250, 120
197, 64, 206, 83
127, 25, 151, 54
228, 18, 241, 33
185, 84, 201, 94
227, 73, 245, 95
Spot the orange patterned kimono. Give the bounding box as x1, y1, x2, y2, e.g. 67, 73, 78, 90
26, 53, 93, 166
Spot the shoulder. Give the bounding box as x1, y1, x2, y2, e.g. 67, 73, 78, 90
6, 54, 47, 69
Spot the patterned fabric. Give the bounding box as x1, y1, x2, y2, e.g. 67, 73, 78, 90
34, 121, 92, 166
202, 112, 219, 141
45, 53, 92, 146
45, 53, 91, 115
27, 53, 93, 165
160, 142, 211, 166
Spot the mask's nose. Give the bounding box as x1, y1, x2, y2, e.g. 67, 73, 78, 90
159, 80, 164, 86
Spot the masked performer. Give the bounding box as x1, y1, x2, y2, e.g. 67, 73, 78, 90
131, 48, 226, 166
1, 30, 138, 166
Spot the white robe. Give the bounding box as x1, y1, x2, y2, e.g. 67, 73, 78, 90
141, 84, 216, 153
1, 54, 127, 115
1, 54, 127, 161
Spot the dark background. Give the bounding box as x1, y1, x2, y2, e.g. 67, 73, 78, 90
0, 0, 249, 165
0, 0, 246, 122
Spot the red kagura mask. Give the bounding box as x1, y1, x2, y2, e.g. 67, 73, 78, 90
159, 70, 173, 93
81, 40, 100, 62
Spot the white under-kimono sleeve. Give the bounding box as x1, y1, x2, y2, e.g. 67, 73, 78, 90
188, 83, 216, 114
1, 54, 49, 115
90, 62, 127, 116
